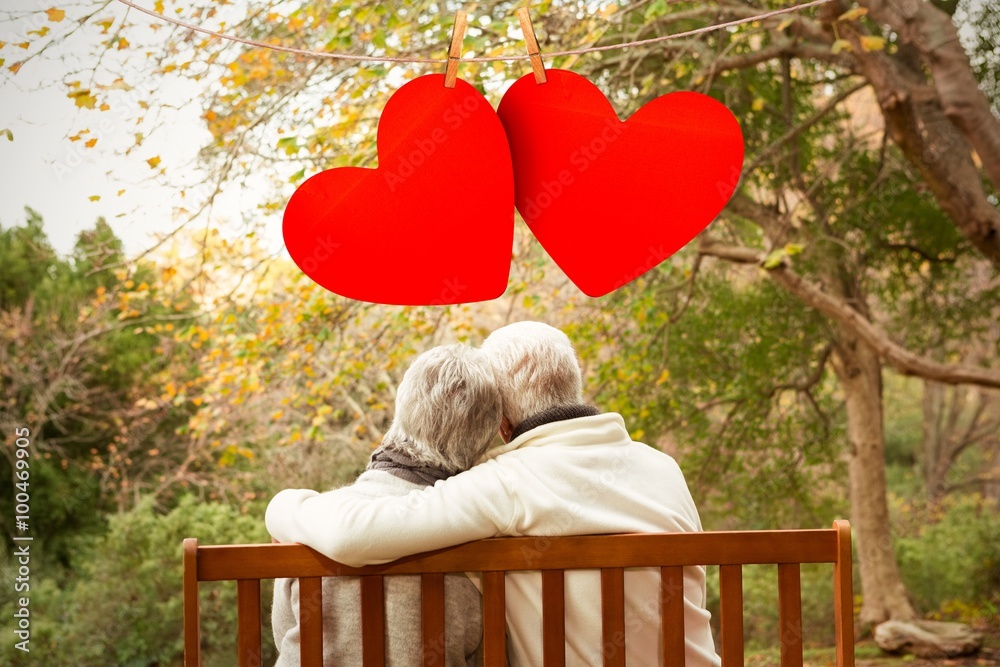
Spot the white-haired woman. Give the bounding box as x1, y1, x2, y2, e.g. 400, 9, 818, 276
271, 344, 502, 666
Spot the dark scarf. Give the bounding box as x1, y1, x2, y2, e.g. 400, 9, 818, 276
509, 404, 601, 441
367, 443, 455, 486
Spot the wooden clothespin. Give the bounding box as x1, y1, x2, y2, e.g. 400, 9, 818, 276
516, 7, 546, 84
444, 10, 467, 88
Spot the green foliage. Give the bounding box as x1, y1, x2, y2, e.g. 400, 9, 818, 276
893, 493, 1000, 617
0, 207, 60, 309
1, 211, 199, 560
0, 496, 273, 667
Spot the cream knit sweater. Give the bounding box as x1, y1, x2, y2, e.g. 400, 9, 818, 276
271, 469, 484, 666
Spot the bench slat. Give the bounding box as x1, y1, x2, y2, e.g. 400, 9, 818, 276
719, 565, 744, 667
661, 565, 685, 667
482, 571, 507, 667
542, 569, 566, 666
601, 568, 626, 667
421, 573, 446, 667
360, 575, 385, 665
236, 579, 262, 667
299, 577, 323, 667
778, 563, 803, 667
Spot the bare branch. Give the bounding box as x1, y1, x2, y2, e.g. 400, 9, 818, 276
697, 238, 1000, 389
835, 5, 1000, 267
861, 0, 1000, 192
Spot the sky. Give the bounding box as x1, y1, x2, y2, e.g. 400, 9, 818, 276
0, 0, 278, 257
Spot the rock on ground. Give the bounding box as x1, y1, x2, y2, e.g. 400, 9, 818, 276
874, 620, 984, 659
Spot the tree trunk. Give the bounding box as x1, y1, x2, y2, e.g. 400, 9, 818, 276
921, 381, 949, 508
832, 333, 918, 625
986, 446, 1000, 505
821, 0, 1000, 269
860, 0, 1000, 193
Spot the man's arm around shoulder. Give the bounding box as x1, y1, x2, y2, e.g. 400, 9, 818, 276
265, 461, 519, 566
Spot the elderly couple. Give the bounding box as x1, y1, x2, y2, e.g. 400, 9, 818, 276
266, 321, 720, 666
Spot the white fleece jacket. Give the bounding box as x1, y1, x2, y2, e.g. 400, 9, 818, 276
266, 412, 720, 667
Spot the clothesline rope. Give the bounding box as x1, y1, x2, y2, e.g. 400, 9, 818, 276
114, 0, 832, 64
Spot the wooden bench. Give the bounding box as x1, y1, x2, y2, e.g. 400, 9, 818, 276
183, 519, 854, 667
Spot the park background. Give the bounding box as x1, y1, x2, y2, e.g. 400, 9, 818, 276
1, 0, 998, 665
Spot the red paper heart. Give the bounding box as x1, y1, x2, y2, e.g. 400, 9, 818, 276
497, 69, 744, 297
283, 74, 514, 305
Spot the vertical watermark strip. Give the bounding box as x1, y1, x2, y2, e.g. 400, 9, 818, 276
12, 427, 32, 653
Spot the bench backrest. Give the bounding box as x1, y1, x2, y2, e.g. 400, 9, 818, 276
183, 520, 854, 667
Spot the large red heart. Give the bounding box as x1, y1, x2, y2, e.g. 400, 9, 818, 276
497, 69, 744, 297
283, 74, 513, 305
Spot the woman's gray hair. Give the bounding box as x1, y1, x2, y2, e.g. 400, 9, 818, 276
393, 344, 503, 472
480, 321, 584, 428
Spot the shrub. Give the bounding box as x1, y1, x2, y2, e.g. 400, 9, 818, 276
0, 495, 273, 667
893, 493, 1000, 617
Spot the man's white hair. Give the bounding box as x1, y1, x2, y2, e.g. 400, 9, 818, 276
393, 344, 503, 472
481, 321, 584, 428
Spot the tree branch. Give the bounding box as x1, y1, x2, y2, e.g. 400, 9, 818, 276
830, 2, 1000, 268
860, 0, 1000, 192
697, 238, 1000, 389
745, 79, 869, 175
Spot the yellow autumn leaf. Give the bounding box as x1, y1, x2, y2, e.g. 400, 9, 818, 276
89, 195, 101, 202
97, 18, 114, 34
154, 0, 164, 12
45, 8, 65, 22
117, 189, 126, 196
146, 156, 161, 169
838, 7, 868, 21
68, 90, 97, 109
17, 42, 29, 49
752, 97, 765, 111
115, 37, 130, 50
99, 103, 110, 111
8, 61, 22, 74
831, 39, 853, 54
860, 35, 886, 52
85, 138, 97, 147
